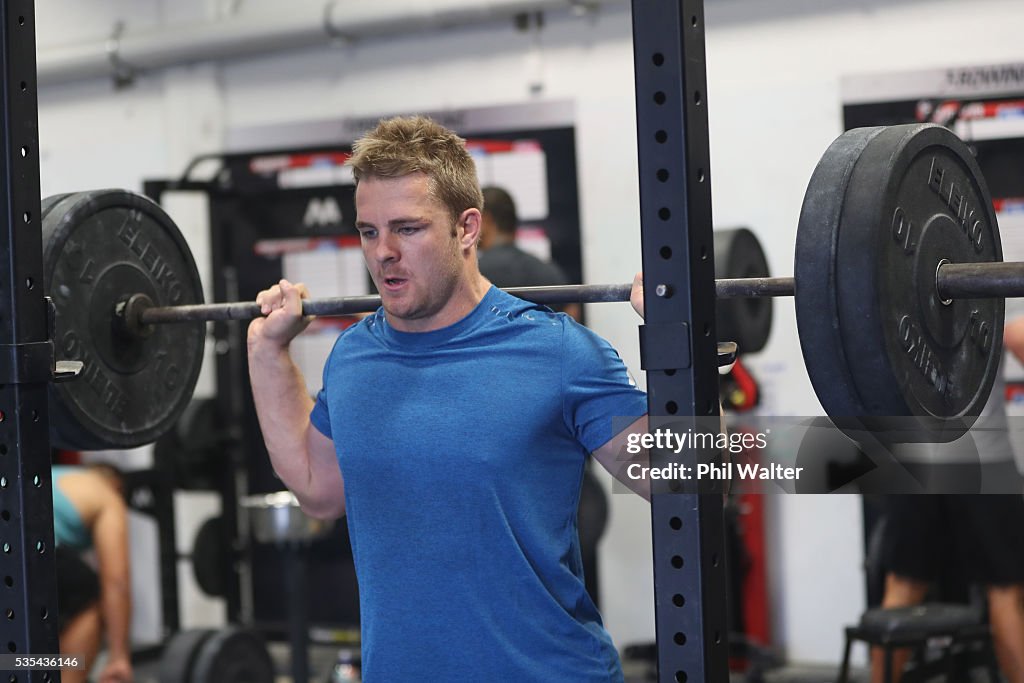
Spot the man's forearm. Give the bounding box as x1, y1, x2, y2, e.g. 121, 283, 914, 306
247, 343, 320, 500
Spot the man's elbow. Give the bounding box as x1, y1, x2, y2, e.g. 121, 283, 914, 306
299, 496, 345, 521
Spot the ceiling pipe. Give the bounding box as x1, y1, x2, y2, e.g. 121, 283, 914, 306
37, 0, 620, 87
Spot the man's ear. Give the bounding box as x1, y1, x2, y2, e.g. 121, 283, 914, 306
460, 208, 483, 250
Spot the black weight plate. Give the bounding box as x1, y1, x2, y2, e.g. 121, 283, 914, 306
192, 515, 226, 598
839, 124, 1002, 439
41, 193, 73, 221
714, 228, 773, 354
42, 189, 205, 450
159, 628, 215, 683
797, 124, 1003, 443
796, 126, 885, 422
192, 626, 275, 683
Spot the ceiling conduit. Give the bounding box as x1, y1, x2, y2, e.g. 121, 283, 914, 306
36, 0, 621, 87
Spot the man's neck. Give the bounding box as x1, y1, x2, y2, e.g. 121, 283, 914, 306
386, 270, 490, 333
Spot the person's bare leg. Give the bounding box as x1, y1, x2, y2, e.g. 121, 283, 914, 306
870, 573, 930, 683
59, 603, 102, 683
988, 584, 1024, 683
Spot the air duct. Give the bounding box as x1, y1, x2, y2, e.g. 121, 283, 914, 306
37, 0, 619, 87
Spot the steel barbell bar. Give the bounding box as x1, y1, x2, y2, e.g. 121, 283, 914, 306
128, 277, 792, 327
126, 261, 1024, 328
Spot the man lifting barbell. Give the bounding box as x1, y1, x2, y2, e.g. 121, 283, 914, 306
245, 115, 651, 681
37, 111, 1024, 680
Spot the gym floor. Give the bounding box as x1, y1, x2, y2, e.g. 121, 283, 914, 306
99, 642, 348, 683
122, 642, 871, 683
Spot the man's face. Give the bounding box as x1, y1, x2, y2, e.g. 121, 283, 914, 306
355, 173, 468, 332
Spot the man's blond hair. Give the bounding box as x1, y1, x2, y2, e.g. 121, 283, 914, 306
347, 116, 484, 223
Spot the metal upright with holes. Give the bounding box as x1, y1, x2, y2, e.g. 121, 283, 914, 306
0, 1, 63, 678
633, 1, 730, 680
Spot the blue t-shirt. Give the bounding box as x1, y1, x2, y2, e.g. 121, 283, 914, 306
310, 287, 648, 682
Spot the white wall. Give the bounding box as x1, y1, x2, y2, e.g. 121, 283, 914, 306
34, 0, 1024, 665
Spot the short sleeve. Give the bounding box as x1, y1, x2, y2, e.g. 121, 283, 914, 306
561, 319, 648, 452
310, 388, 332, 439
309, 330, 344, 439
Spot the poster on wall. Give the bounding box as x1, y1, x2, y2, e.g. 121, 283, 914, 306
842, 61, 1024, 385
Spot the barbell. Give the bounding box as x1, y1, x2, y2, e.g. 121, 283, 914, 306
124, 264, 1020, 322
41, 122, 1020, 450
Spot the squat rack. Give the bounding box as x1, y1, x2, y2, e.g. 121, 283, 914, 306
633, 2, 730, 681
0, 0, 729, 680
0, 0, 65, 678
